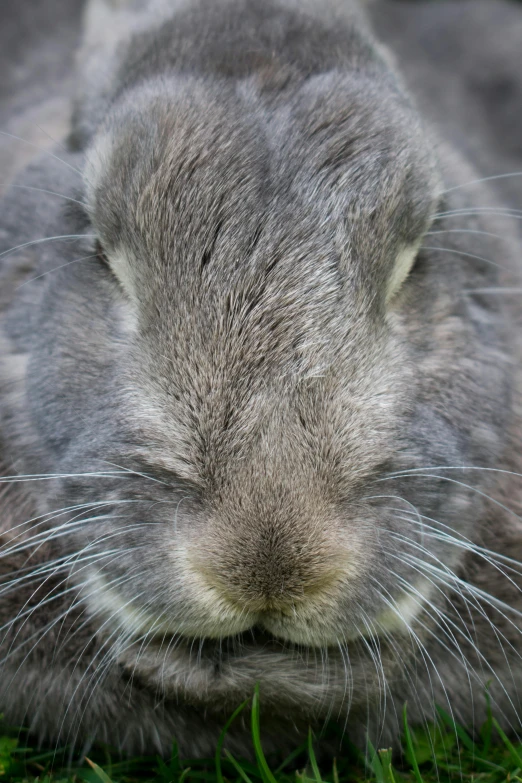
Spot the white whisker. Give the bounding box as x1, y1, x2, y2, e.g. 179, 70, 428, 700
441, 170, 522, 195
420, 245, 504, 270
0, 184, 86, 207
0, 234, 96, 261
0, 129, 83, 175
16, 254, 98, 289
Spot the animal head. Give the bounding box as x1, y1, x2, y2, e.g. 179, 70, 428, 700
1, 0, 515, 672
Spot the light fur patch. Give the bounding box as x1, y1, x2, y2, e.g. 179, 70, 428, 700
84, 130, 115, 206
386, 242, 422, 302
375, 578, 435, 635
84, 135, 139, 301
106, 249, 137, 302
82, 565, 255, 640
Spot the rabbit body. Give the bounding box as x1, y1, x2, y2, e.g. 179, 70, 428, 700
1, 0, 522, 758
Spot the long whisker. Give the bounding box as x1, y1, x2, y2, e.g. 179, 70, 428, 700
434, 208, 522, 220
0, 129, 83, 176
393, 509, 522, 578
99, 460, 170, 487
16, 254, 98, 289
0, 234, 96, 261
48, 562, 152, 665
373, 568, 482, 745
391, 547, 522, 681
386, 465, 522, 479
401, 552, 522, 627
357, 610, 388, 744
441, 170, 522, 195
463, 288, 522, 295
0, 549, 124, 599
385, 532, 522, 702
379, 472, 522, 525
1, 525, 146, 642
0, 498, 148, 561
58, 580, 160, 747
371, 565, 520, 752
0, 503, 116, 553
0, 500, 110, 542
1, 554, 139, 670
0, 470, 127, 484
0, 184, 86, 207
0, 519, 154, 599
420, 245, 504, 270
367, 572, 462, 742
0, 513, 125, 559
381, 625, 452, 767
426, 228, 516, 244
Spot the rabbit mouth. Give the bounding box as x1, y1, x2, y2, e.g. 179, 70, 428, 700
82, 563, 435, 653
83, 566, 345, 646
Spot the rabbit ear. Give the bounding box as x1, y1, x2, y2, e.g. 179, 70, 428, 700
279, 69, 440, 305
333, 173, 437, 310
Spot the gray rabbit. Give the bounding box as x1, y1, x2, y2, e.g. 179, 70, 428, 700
1, 0, 522, 759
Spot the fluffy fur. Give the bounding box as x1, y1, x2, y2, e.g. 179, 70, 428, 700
1, 0, 522, 758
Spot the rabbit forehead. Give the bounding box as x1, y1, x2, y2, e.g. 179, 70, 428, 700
85, 72, 437, 301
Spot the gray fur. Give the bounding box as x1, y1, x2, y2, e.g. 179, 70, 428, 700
1, 0, 522, 759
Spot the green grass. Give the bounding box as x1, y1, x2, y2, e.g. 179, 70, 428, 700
1, 687, 522, 783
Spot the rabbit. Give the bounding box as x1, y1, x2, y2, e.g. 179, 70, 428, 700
1, 0, 522, 760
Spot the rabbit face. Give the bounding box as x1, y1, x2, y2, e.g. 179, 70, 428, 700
11, 68, 509, 658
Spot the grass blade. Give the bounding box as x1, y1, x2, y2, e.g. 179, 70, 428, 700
332, 758, 340, 783
274, 741, 307, 774
307, 728, 323, 783
492, 718, 522, 767
215, 699, 249, 783
481, 687, 494, 757
402, 704, 424, 783
225, 750, 255, 783
85, 758, 113, 783
366, 736, 384, 783
435, 705, 475, 752
378, 748, 397, 783
251, 684, 278, 783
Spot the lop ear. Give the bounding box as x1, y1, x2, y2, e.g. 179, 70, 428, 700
284, 68, 440, 308
351, 156, 439, 307
84, 132, 139, 302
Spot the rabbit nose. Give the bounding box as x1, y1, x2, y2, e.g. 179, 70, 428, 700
203, 539, 341, 613
189, 509, 344, 613
230, 571, 304, 611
